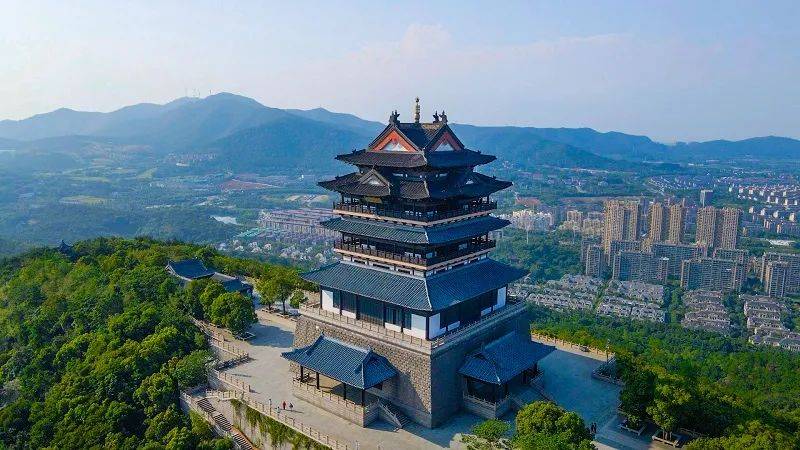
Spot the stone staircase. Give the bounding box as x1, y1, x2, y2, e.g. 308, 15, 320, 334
231, 432, 253, 450
378, 402, 411, 429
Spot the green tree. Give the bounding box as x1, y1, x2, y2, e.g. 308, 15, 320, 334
209, 292, 256, 335
199, 281, 226, 316
257, 267, 302, 314
289, 289, 305, 309
514, 402, 593, 449
171, 350, 211, 389
647, 374, 692, 442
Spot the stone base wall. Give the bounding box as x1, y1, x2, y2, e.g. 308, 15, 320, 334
293, 307, 528, 428
291, 383, 378, 427
293, 316, 435, 427
429, 312, 529, 426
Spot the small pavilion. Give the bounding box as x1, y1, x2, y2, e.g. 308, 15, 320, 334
282, 335, 397, 406
459, 332, 555, 404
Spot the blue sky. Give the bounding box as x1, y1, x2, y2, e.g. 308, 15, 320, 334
1, 0, 798, 141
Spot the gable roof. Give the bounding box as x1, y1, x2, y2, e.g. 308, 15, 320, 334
459, 332, 555, 384
301, 259, 526, 311
167, 258, 215, 280
281, 335, 396, 389
368, 122, 464, 152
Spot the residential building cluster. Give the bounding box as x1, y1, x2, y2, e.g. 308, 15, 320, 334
730, 182, 800, 238
743, 295, 800, 352
219, 207, 340, 264
558, 210, 605, 237
518, 275, 665, 323
505, 209, 555, 232
582, 199, 749, 294
680, 290, 731, 335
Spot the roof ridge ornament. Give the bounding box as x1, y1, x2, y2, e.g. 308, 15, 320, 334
389, 110, 399, 125
433, 111, 440, 123
414, 97, 420, 123
440, 110, 447, 124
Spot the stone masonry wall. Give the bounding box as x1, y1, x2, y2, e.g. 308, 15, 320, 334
293, 316, 435, 427
293, 309, 529, 428
429, 312, 528, 426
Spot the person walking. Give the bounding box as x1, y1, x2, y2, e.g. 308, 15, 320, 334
282, 400, 286, 410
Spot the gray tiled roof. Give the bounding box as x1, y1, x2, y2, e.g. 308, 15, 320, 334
336, 149, 495, 169
281, 335, 396, 389
319, 170, 509, 201
167, 258, 215, 279
320, 216, 509, 245
301, 259, 526, 311
220, 278, 253, 293
459, 332, 555, 385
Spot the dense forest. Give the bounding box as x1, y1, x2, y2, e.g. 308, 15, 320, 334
493, 230, 582, 282
0, 237, 305, 449
529, 307, 800, 448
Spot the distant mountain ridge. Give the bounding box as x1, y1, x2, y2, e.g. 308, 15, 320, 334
1, 93, 798, 171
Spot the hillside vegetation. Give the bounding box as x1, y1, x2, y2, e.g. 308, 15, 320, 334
0, 237, 303, 449
530, 308, 800, 448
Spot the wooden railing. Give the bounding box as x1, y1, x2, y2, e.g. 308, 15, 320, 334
334, 240, 496, 267
204, 388, 351, 450
333, 200, 496, 223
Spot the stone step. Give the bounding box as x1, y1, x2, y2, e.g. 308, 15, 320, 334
213, 413, 232, 433
380, 402, 410, 428
197, 397, 216, 414
232, 432, 252, 450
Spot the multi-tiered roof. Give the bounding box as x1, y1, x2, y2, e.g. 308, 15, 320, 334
304, 102, 524, 318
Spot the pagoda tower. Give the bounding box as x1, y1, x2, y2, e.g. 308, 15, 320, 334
283, 101, 554, 428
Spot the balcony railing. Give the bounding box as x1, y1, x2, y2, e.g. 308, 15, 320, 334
333, 240, 496, 267
299, 296, 527, 354
333, 201, 496, 223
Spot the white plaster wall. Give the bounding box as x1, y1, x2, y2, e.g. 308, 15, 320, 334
404, 313, 427, 339
385, 322, 401, 332
428, 313, 443, 339
341, 309, 356, 319
321, 289, 336, 312
496, 286, 507, 308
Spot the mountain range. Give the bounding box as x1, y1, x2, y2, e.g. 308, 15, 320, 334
1, 92, 798, 171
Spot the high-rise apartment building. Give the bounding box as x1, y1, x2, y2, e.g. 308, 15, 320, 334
760, 252, 800, 295
764, 261, 788, 298
695, 206, 741, 250
647, 202, 669, 246
602, 200, 640, 257
680, 257, 746, 292
651, 242, 707, 279
612, 251, 669, 284
584, 245, 606, 278
667, 203, 686, 244
700, 189, 713, 207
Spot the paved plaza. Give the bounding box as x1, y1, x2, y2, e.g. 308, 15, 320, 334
216, 312, 664, 449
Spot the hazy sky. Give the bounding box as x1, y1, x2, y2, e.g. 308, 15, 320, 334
2, 1, 798, 142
